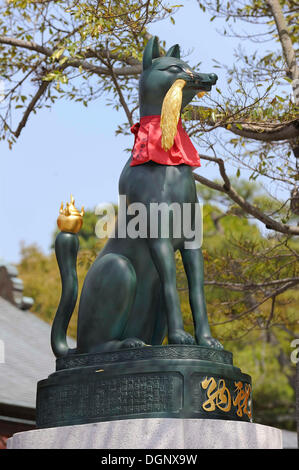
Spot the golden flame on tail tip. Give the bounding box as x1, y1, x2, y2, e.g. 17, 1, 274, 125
57, 195, 84, 234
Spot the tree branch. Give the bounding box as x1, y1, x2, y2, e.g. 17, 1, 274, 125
210, 279, 299, 326
0, 34, 142, 139
0, 35, 53, 56
203, 277, 299, 292
14, 80, 50, 138
266, 0, 299, 84
194, 154, 299, 236
103, 51, 134, 127
266, 0, 299, 178
225, 119, 299, 141
186, 105, 299, 142
0, 35, 141, 76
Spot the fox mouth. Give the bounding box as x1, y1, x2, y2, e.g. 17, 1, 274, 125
187, 82, 212, 92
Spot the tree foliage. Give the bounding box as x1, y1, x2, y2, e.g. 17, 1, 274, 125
0, 0, 175, 145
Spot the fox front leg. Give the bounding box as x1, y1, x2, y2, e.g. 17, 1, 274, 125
180, 247, 223, 350
147, 238, 195, 345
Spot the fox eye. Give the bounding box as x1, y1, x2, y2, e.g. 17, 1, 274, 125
167, 65, 183, 73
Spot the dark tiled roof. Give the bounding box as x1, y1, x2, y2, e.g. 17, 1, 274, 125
0, 297, 75, 409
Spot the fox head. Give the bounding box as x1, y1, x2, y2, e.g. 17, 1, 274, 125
139, 36, 218, 118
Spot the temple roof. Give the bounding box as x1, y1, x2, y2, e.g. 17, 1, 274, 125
0, 297, 75, 410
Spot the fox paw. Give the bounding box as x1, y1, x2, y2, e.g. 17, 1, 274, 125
168, 329, 196, 345
120, 338, 146, 349
197, 335, 223, 350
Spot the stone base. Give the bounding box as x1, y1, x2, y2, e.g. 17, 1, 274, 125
7, 418, 282, 449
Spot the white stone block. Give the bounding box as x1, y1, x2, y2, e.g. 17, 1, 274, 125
7, 418, 282, 449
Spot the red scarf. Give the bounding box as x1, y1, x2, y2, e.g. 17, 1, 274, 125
130, 115, 201, 168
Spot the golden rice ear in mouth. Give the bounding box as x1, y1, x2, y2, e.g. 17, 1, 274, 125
160, 79, 186, 151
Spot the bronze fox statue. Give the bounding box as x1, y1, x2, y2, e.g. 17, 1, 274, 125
51, 37, 223, 357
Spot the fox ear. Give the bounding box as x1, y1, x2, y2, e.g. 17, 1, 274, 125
166, 44, 180, 59
143, 36, 160, 70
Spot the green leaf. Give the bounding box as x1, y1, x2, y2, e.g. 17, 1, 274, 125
52, 47, 66, 61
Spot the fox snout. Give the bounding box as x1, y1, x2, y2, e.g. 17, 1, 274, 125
185, 72, 218, 91
208, 73, 218, 84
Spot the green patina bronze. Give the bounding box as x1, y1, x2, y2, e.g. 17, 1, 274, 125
51, 36, 221, 356
37, 37, 253, 428
37, 346, 252, 428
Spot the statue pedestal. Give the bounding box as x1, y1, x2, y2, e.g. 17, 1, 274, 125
7, 418, 282, 449
35, 345, 253, 428
8, 346, 282, 449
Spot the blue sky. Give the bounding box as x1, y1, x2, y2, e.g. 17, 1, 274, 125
0, 1, 276, 263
